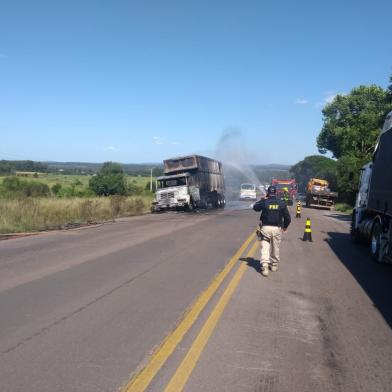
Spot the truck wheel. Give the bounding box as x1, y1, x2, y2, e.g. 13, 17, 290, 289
221, 195, 226, 209
370, 221, 383, 263
216, 195, 224, 208
186, 198, 195, 212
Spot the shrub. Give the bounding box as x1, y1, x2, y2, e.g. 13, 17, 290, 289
2, 176, 50, 197
89, 173, 127, 196
52, 183, 62, 195
89, 162, 127, 196
128, 181, 144, 195
145, 181, 156, 192
72, 179, 83, 186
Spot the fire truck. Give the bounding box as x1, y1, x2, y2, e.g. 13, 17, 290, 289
271, 179, 297, 206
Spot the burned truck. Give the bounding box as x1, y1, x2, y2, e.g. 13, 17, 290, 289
151, 155, 225, 212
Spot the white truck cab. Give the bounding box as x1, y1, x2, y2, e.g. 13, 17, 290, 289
240, 183, 257, 200
153, 173, 199, 211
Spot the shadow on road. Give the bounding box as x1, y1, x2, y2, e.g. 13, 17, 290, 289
325, 213, 352, 222
304, 205, 331, 211
325, 231, 392, 330
241, 256, 261, 273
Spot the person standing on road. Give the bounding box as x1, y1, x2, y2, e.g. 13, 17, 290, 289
253, 186, 291, 277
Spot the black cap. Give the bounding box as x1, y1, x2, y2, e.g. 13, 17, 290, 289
267, 186, 276, 195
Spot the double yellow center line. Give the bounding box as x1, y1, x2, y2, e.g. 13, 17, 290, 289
123, 231, 258, 392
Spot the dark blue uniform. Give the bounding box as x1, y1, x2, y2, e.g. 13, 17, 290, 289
253, 195, 291, 229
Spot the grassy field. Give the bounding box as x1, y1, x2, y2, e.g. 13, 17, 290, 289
0, 195, 154, 234
334, 202, 353, 214
0, 174, 152, 188
0, 174, 155, 234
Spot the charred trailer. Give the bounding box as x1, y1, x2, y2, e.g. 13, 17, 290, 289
351, 111, 392, 263
151, 155, 225, 212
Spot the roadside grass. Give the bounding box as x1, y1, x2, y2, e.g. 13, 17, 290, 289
0, 174, 151, 188
334, 202, 353, 214
0, 195, 153, 234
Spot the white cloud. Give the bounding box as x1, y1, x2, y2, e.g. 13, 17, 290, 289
153, 136, 181, 146
325, 93, 337, 104
295, 98, 308, 104
153, 136, 165, 145
314, 91, 343, 109
106, 145, 119, 152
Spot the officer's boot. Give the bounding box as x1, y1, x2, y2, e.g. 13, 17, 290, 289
270, 262, 279, 272
261, 263, 269, 277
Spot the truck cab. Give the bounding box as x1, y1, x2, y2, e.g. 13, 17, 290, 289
154, 173, 197, 211
355, 163, 372, 210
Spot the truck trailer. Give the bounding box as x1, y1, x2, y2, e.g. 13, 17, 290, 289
151, 155, 225, 212
351, 110, 392, 263
306, 178, 338, 210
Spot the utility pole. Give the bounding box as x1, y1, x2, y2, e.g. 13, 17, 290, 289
150, 167, 154, 192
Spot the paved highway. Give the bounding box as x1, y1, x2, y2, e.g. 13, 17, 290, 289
1, 204, 391, 392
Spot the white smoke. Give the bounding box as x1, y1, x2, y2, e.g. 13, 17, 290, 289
215, 127, 261, 187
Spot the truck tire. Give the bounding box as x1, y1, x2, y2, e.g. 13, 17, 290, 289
370, 221, 383, 263
186, 198, 195, 212
221, 195, 226, 209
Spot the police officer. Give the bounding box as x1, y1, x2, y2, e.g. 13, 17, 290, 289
253, 186, 291, 277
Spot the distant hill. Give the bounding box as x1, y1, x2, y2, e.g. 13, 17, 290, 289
253, 164, 291, 171
45, 161, 164, 176
1, 159, 292, 179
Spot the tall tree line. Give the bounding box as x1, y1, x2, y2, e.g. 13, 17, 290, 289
291, 74, 392, 203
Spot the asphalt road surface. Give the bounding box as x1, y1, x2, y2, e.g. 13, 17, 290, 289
1, 204, 392, 392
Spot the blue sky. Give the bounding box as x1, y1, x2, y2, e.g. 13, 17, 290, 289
1, 0, 391, 164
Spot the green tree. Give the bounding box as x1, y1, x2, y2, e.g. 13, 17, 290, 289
387, 73, 392, 102
100, 162, 124, 175
336, 156, 363, 204
290, 155, 337, 192
89, 161, 127, 196
317, 85, 392, 161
